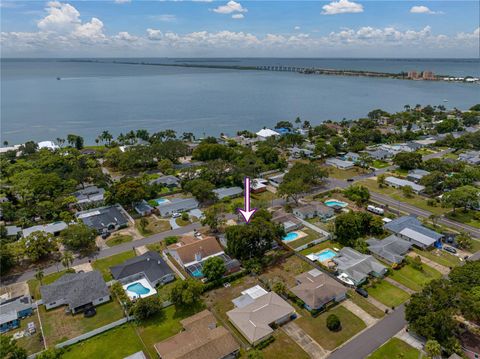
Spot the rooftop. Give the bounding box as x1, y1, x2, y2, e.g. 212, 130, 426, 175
22, 221, 67, 238
385, 176, 425, 192
110, 251, 174, 283
212, 187, 243, 200
366, 235, 412, 264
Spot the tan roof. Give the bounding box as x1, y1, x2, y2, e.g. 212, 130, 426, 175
290, 269, 347, 309
227, 292, 295, 344
154, 310, 239, 359
169, 236, 223, 264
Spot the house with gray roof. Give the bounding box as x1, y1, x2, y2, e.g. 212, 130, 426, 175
73, 186, 105, 209
333, 247, 387, 286
40, 271, 110, 314
344, 152, 361, 163
407, 169, 430, 183
459, 150, 480, 165
366, 235, 412, 264
22, 221, 68, 238
0, 296, 33, 333
149, 175, 180, 188
364, 149, 392, 161
213, 186, 243, 200
293, 202, 334, 220
384, 215, 443, 249
290, 146, 314, 159
156, 197, 199, 217
325, 158, 355, 170
110, 251, 174, 287
134, 200, 154, 216
76, 205, 130, 234
268, 173, 285, 187
385, 176, 425, 194
5, 226, 21, 239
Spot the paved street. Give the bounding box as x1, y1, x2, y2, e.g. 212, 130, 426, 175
327, 305, 406, 359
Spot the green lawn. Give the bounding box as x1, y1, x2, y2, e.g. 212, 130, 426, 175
371, 160, 390, 169
367, 281, 410, 308
446, 210, 480, 229
136, 217, 171, 236
326, 166, 368, 180
40, 300, 125, 346
347, 290, 385, 319
262, 330, 309, 359
252, 191, 278, 202
92, 251, 136, 281
3, 311, 45, 355
413, 248, 461, 268
28, 269, 74, 300
287, 228, 322, 249
389, 263, 442, 291
105, 234, 133, 247
296, 306, 366, 350
368, 338, 422, 359
61, 324, 145, 359
175, 218, 191, 227
299, 240, 342, 256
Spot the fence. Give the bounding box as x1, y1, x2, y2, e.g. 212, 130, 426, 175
293, 237, 329, 252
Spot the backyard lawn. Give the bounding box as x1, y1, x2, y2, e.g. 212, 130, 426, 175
40, 300, 125, 346
413, 248, 461, 268
368, 338, 422, 359
28, 269, 73, 300
259, 255, 314, 288
262, 330, 309, 359
367, 281, 410, 308
299, 240, 342, 256
371, 160, 390, 169
326, 166, 369, 180
347, 290, 385, 319
4, 311, 45, 355
105, 234, 133, 247
389, 263, 442, 291
92, 251, 136, 281
136, 217, 170, 236
61, 323, 145, 359
295, 306, 366, 350
286, 228, 322, 249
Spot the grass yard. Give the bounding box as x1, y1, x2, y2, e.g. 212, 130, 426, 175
326, 166, 369, 180
40, 300, 125, 346
175, 217, 191, 227
446, 210, 480, 229
371, 160, 390, 169
28, 269, 73, 300
296, 306, 366, 350
136, 217, 171, 236
3, 311, 45, 355
61, 323, 145, 359
259, 255, 314, 288
92, 251, 136, 281
156, 280, 177, 302
368, 338, 422, 359
367, 281, 410, 308
287, 228, 322, 249
262, 330, 309, 359
105, 234, 133, 247
299, 240, 342, 256
413, 248, 461, 268
252, 191, 277, 202
347, 290, 385, 319
389, 263, 442, 292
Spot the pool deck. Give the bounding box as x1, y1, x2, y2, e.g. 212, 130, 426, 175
282, 230, 308, 242
306, 248, 337, 266
122, 277, 157, 300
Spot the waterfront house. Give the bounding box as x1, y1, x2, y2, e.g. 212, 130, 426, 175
227, 286, 295, 345
384, 216, 443, 249
76, 205, 130, 234
73, 186, 105, 209
154, 310, 240, 359
333, 247, 387, 286
0, 296, 33, 333
325, 158, 355, 170
213, 186, 243, 200
22, 221, 68, 238
256, 128, 279, 139
290, 269, 347, 312
40, 271, 110, 314
37, 141, 59, 151
385, 176, 425, 194
110, 251, 174, 287
366, 235, 412, 265
156, 197, 199, 217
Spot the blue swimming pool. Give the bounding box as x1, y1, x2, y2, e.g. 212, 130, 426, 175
126, 282, 151, 295
191, 268, 203, 278
315, 249, 337, 262
154, 198, 170, 205
283, 232, 300, 242
324, 200, 348, 208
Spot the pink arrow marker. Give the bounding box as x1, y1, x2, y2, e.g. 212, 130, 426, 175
238, 177, 257, 223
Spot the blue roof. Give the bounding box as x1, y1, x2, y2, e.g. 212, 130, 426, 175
384, 216, 443, 241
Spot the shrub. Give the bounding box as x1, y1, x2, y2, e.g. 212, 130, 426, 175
164, 236, 178, 245
181, 212, 189, 221
326, 314, 341, 331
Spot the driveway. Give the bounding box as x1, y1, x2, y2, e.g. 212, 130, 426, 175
282, 321, 329, 359
169, 217, 180, 230
407, 252, 450, 275
341, 299, 378, 327
384, 277, 416, 295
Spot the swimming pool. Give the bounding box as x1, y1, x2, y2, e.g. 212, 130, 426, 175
127, 282, 150, 295
154, 198, 171, 205
324, 199, 348, 208
315, 249, 337, 261
191, 268, 203, 277
283, 232, 300, 242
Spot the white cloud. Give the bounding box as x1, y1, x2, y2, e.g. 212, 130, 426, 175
232, 13, 244, 19
213, 1, 247, 14
410, 6, 442, 14
37, 1, 81, 32
294, 26, 301, 31
74, 18, 105, 39
146, 28, 163, 40
150, 14, 177, 22
322, 0, 363, 15
114, 0, 131, 4
114, 31, 137, 42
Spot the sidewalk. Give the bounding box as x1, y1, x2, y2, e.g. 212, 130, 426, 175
394, 328, 425, 351
384, 277, 416, 295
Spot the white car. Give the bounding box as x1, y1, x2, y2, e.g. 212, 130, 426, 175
172, 212, 181, 218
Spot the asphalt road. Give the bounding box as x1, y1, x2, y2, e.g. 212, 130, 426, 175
328, 305, 406, 359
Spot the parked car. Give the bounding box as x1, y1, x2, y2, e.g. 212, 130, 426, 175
84, 307, 96, 318
444, 246, 457, 254
172, 212, 181, 218
347, 178, 354, 182
355, 287, 369, 298
101, 232, 110, 239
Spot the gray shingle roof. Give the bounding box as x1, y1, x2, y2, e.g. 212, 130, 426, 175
333, 247, 387, 283
157, 198, 199, 216
149, 175, 180, 187
213, 187, 243, 200
0, 296, 32, 325
110, 251, 173, 283
22, 221, 68, 238
366, 235, 412, 264
73, 186, 105, 204
384, 216, 443, 246
76, 205, 129, 232
40, 271, 109, 310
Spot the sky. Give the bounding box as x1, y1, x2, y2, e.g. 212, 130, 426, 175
1, 0, 479, 57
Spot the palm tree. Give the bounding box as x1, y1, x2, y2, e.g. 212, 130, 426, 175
35, 270, 44, 285
61, 251, 74, 269
295, 117, 301, 127
3, 140, 8, 146
429, 214, 439, 228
